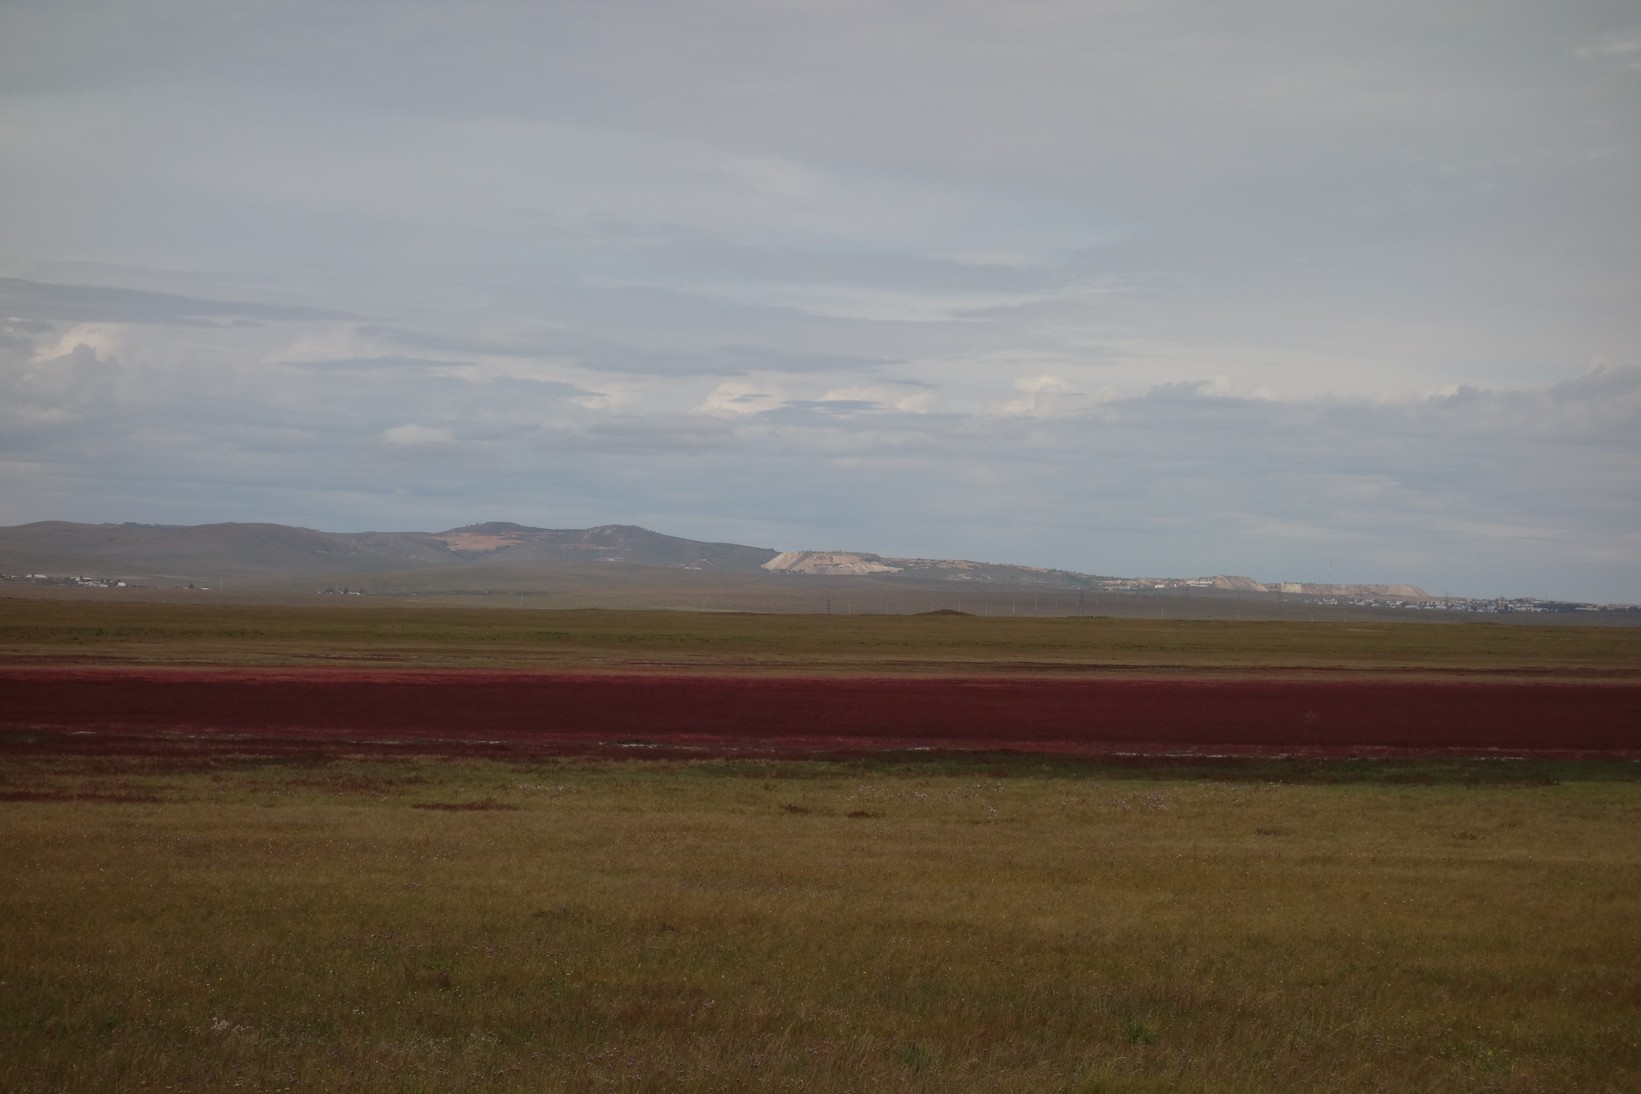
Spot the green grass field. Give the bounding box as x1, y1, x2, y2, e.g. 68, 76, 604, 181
3, 754, 1639, 1092
5, 598, 1640, 676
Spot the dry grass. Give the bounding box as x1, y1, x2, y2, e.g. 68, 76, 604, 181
3, 754, 1638, 1091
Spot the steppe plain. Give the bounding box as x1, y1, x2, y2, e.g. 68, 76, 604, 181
2, 594, 1639, 1091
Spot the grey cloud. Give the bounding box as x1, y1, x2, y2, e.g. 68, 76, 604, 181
362, 321, 898, 377
0, 342, 121, 432
493, 280, 1043, 365
1090, 371, 1640, 551
277, 356, 475, 373
581, 221, 1085, 294
666, 369, 1640, 597
8, 4, 1634, 228
712, 345, 898, 375
278, 356, 598, 398
0, 278, 354, 326
951, 289, 1152, 327
0, 327, 40, 352
353, 326, 553, 360
491, 375, 601, 400
1545, 360, 1641, 417
571, 417, 736, 455
760, 400, 883, 423
782, 400, 888, 414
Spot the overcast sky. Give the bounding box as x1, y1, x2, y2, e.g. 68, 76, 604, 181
2, 1, 1638, 601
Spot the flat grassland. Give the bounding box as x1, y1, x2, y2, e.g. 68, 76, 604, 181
3, 600, 1639, 1091
5, 597, 1641, 674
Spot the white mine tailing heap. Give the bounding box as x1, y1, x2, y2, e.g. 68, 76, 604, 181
762, 551, 901, 576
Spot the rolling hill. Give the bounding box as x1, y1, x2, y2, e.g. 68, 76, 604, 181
8, 519, 1564, 622
0, 521, 777, 581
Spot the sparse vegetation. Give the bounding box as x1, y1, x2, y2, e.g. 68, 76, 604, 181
2, 754, 1638, 1091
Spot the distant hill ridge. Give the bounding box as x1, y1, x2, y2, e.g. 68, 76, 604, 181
0, 519, 1429, 598
0, 520, 778, 577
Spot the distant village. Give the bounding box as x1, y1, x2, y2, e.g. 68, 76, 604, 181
1098, 575, 1624, 615
0, 573, 372, 595
1, 573, 223, 592
5, 573, 130, 589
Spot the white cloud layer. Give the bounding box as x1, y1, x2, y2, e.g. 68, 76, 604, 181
1, 2, 1638, 600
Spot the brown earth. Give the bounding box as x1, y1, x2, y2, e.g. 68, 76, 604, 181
2, 667, 1637, 760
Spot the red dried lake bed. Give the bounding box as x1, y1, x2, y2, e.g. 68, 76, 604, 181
2, 666, 1637, 760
